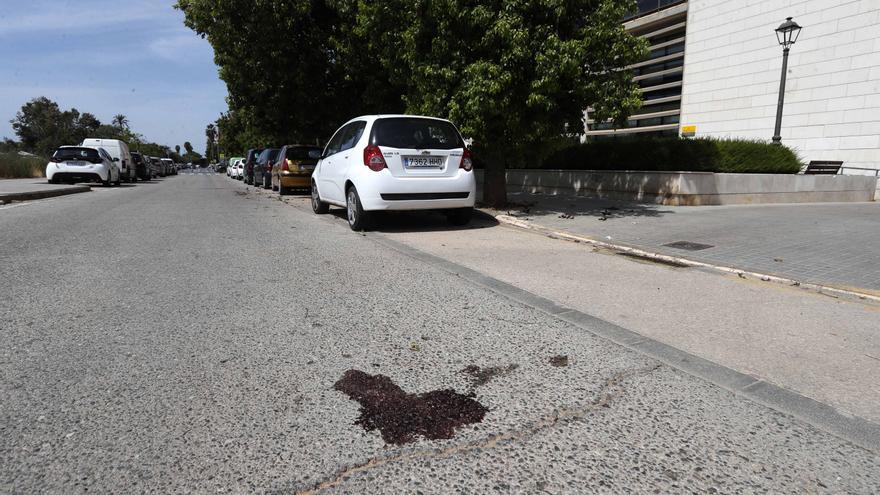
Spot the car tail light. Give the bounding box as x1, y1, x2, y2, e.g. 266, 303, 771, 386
281, 159, 290, 172
363, 145, 386, 172
459, 148, 473, 171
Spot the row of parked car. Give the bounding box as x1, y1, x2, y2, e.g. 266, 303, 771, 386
46, 138, 180, 186
226, 114, 476, 230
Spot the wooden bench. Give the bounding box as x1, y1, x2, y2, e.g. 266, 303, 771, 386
803, 161, 843, 175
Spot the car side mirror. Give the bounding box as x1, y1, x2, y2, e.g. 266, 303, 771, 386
113, 157, 120, 162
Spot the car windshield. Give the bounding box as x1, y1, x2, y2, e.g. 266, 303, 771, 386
53, 147, 102, 163
371, 118, 464, 150
285, 146, 322, 160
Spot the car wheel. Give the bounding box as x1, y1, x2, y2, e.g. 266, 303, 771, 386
311, 181, 329, 214
447, 207, 473, 226
278, 181, 287, 196
263, 176, 270, 189
48, 177, 57, 184
346, 186, 369, 231
102, 173, 112, 187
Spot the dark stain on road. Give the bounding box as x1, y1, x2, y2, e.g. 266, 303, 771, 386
333, 370, 488, 445
460, 364, 519, 387
549, 355, 569, 367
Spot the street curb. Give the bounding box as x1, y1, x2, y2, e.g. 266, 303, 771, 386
368, 233, 880, 454
0, 185, 91, 204
492, 213, 880, 304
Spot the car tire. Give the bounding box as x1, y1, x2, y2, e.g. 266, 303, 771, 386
263, 176, 270, 189
48, 178, 58, 184
346, 186, 369, 231
114, 172, 122, 187
102, 173, 112, 187
447, 207, 473, 226
278, 181, 287, 196
311, 181, 329, 214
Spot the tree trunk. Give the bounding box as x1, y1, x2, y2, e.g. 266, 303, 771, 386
483, 158, 508, 208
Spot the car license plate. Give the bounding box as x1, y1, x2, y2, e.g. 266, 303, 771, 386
403, 156, 443, 168
67, 161, 88, 166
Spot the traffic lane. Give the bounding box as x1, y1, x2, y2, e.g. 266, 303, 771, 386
0, 174, 876, 493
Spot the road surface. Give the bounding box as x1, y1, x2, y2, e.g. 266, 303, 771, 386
2, 174, 878, 493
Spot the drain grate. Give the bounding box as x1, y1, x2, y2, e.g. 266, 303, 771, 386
663, 241, 714, 251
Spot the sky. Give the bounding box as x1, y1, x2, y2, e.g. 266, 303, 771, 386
0, 0, 228, 154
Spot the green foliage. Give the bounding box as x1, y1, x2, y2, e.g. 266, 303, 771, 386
178, 0, 646, 205
0, 152, 46, 179
10, 97, 102, 155
542, 137, 803, 174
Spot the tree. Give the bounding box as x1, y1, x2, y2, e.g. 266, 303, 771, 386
351, 0, 646, 206
112, 114, 130, 129
175, 145, 181, 155
205, 123, 217, 162
176, 0, 402, 146
184, 141, 194, 155
11, 97, 106, 155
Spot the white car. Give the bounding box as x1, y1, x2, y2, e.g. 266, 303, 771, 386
46, 146, 121, 186
310, 115, 476, 230
231, 160, 244, 179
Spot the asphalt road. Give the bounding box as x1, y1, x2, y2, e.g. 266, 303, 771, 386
2, 173, 878, 493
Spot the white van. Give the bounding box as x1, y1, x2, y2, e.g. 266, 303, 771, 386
80, 138, 135, 182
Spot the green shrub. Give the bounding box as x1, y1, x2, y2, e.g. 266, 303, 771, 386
0, 152, 47, 179
539, 137, 802, 174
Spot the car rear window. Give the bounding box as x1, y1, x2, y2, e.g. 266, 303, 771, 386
371, 118, 464, 150
285, 146, 322, 160
53, 147, 102, 163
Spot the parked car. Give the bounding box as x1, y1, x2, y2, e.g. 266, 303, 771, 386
150, 156, 166, 177
131, 152, 152, 180
310, 115, 475, 230
255, 148, 280, 189
46, 145, 121, 186
161, 158, 176, 175
232, 159, 244, 179
272, 144, 322, 195
81, 138, 135, 183
243, 148, 264, 185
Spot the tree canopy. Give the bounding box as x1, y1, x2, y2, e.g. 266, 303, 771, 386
179, 0, 645, 205
9, 96, 183, 161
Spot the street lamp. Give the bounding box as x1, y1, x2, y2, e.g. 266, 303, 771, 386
772, 17, 802, 144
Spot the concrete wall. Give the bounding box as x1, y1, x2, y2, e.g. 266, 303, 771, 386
477, 170, 878, 205
679, 0, 880, 173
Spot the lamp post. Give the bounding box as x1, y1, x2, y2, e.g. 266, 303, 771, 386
772, 17, 802, 144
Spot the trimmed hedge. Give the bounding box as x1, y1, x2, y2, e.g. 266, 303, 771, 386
0, 152, 46, 179
539, 137, 803, 174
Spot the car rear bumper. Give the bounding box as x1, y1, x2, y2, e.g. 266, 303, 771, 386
357, 171, 476, 211
279, 174, 312, 188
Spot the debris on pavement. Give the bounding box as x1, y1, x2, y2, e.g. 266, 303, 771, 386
549, 355, 569, 367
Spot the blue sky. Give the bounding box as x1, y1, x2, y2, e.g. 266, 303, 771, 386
0, 0, 228, 153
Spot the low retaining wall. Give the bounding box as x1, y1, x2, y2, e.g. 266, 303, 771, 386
476, 170, 878, 205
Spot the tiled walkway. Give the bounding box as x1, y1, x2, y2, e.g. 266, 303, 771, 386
499, 193, 880, 292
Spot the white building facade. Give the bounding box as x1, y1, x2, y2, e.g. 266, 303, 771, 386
586, 0, 880, 174
681, 0, 880, 173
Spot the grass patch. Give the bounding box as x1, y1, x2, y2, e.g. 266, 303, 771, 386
540, 137, 803, 174
0, 152, 46, 179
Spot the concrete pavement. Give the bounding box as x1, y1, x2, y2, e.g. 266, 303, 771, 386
490, 192, 880, 294
2, 174, 879, 493
0, 178, 90, 203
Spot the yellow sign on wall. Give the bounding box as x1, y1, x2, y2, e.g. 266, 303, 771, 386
681, 125, 697, 137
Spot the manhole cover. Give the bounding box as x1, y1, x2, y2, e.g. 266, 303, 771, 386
663, 241, 714, 251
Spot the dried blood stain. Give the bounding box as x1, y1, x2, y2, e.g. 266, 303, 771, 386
333, 370, 488, 445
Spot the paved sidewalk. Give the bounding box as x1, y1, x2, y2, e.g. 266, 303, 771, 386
0, 178, 90, 203
491, 192, 880, 293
